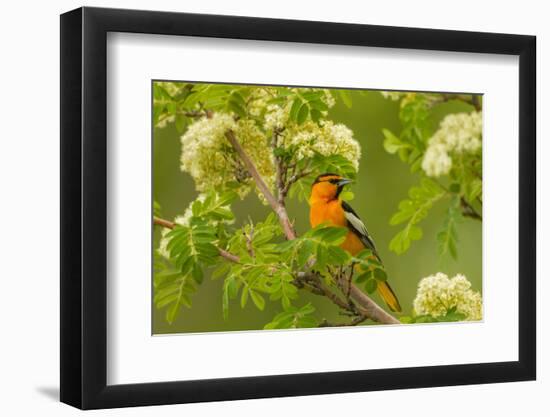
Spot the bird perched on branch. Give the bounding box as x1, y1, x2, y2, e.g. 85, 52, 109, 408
309, 173, 402, 312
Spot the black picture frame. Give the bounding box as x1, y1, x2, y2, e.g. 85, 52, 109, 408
60, 6, 536, 410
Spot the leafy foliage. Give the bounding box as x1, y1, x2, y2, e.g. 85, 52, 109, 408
381, 92, 482, 259
352, 249, 388, 295
400, 306, 466, 324
153, 191, 239, 322
264, 303, 318, 329
277, 224, 351, 272
389, 179, 445, 254
437, 196, 462, 260
153, 83, 482, 329
153, 251, 198, 324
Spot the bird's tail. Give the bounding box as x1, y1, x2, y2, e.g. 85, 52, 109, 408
377, 280, 402, 313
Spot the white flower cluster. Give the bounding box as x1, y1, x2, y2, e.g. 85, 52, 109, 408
264, 104, 288, 131
422, 111, 482, 177
180, 113, 275, 198
380, 91, 405, 101
413, 272, 482, 321
178, 87, 360, 199
284, 121, 361, 170
247, 88, 273, 117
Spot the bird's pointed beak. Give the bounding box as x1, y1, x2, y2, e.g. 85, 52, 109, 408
337, 178, 352, 187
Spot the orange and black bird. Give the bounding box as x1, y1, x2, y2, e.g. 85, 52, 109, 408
309, 173, 402, 312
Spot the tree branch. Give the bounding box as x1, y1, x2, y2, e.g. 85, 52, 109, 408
154, 215, 398, 325
155, 129, 401, 325
225, 130, 296, 240
271, 129, 286, 205
224, 132, 399, 325
319, 315, 368, 327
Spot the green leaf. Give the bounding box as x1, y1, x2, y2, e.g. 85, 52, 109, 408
355, 249, 374, 260
339, 90, 352, 108
382, 129, 410, 154
166, 302, 180, 324
466, 178, 482, 204
309, 99, 328, 112
437, 196, 462, 260
449, 183, 461, 193
389, 227, 422, 255
373, 268, 387, 281
222, 276, 236, 320
289, 99, 303, 122
301, 91, 324, 101
355, 272, 370, 284
228, 100, 246, 118
340, 190, 354, 201
250, 290, 265, 311
365, 278, 378, 294
230, 91, 247, 107
153, 201, 162, 218
388, 179, 445, 255
296, 103, 309, 124
154, 271, 198, 325
212, 263, 230, 279
310, 153, 357, 180
310, 108, 322, 123
264, 303, 317, 329
326, 246, 351, 265
240, 287, 249, 308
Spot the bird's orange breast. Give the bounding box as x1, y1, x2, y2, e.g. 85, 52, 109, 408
309, 200, 364, 256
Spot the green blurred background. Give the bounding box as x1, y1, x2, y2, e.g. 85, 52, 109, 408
153, 88, 481, 334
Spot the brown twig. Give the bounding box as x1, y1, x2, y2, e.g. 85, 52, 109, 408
280, 169, 312, 200
225, 130, 400, 325
155, 215, 398, 325
154, 129, 400, 325
271, 128, 286, 205
225, 130, 296, 240
153, 216, 175, 229
319, 315, 368, 327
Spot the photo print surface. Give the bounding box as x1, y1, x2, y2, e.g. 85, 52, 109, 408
152, 81, 483, 335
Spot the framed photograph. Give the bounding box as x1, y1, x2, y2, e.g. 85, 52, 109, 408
60, 6, 536, 409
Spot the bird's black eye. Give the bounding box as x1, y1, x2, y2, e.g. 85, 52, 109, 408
329, 179, 339, 184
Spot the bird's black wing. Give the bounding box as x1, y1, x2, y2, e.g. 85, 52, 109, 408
341, 201, 382, 263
